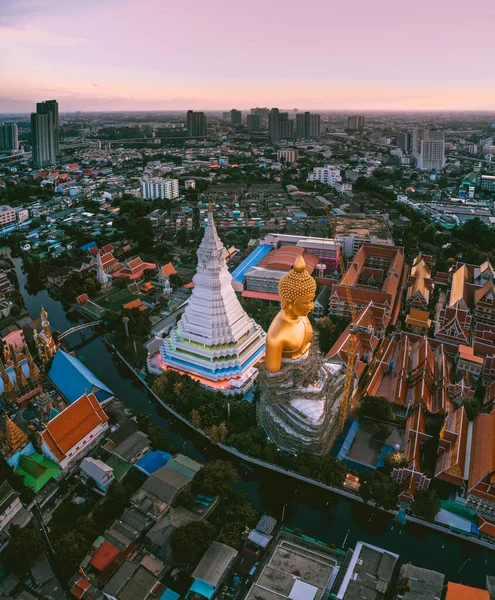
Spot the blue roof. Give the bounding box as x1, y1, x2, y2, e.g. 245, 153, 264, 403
48, 349, 113, 403
80, 241, 97, 251
189, 580, 215, 599
135, 450, 172, 475
231, 244, 272, 283
160, 589, 180, 600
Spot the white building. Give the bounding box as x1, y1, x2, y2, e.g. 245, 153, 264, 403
412, 127, 445, 171
141, 178, 179, 200
154, 206, 266, 395
185, 179, 196, 189
307, 165, 342, 187
80, 457, 115, 495
40, 393, 109, 470
0, 205, 17, 227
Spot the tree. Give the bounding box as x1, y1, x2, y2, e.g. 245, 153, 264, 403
197, 460, 238, 497
206, 422, 228, 444
360, 396, 395, 422
315, 316, 336, 354
359, 472, 399, 510
149, 425, 170, 451
372, 423, 392, 445
190, 409, 202, 429
412, 488, 440, 522
171, 520, 216, 565
2, 525, 43, 576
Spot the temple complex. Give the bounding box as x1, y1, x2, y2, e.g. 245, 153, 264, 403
154, 206, 266, 395
257, 255, 345, 455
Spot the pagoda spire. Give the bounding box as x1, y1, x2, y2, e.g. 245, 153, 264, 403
25, 345, 39, 382
0, 359, 14, 396
95, 252, 109, 288
11, 347, 28, 389
5, 414, 28, 451
3, 344, 12, 367
41, 306, 53, 341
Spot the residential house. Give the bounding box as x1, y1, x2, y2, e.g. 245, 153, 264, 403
80, 457, 115, 495
188, 542, 238, 600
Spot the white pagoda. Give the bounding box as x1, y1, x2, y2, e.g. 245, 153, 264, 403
158, 205, 266, 394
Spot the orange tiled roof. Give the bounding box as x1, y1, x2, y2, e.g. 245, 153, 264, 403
435, 406, 468, 485
468, 412, 495, 500
446, 582, 489, 600
40, 393, 109, 462
161, 263, 177, 277
405, 308, 431, 328
122, 298, 143, 310
478, 516, 495, 538
449, 264, 469, 308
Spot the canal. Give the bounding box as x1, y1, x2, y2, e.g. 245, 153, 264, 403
11, 256, 494, 587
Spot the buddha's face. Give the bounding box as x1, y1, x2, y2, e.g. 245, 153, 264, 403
288, 293, 315, 317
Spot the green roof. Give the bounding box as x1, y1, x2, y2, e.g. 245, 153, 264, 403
15, 453, 61, 492
104, 454, 131, 481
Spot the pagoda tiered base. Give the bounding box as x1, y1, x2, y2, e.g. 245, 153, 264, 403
257, 343, 345, 455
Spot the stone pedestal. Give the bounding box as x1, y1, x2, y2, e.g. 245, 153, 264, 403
257, 341, 345, 455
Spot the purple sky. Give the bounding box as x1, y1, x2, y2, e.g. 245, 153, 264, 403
1, 0, 494, 112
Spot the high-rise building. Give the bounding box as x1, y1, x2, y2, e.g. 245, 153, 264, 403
396, 132, 411, 152
296, 112, 321, 139
347, 115, 365, 132
156, 206, 266, 395
246, 114, 262, 132
0, 123, 18, 152
230, 109, 242, 126
280, 113, 294, 140
31, 100, 59, 168
141, 178, 179, 200
186, 110, 206, 137
412, 127, 445, 171
269, 108, 280, 143
251, 107, 270, 126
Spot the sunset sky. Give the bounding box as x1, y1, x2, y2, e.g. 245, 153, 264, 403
1, 0, 494, 113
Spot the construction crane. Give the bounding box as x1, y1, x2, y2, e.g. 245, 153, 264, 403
324, 203, 359, 431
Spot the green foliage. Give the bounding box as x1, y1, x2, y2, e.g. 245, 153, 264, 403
216, 491, 259, 550
171, 520, 216, 566
359, 472, 400, 510
240, 298, 279, 332
1, 525, 43, 576
412, 488, 441, 522
92, 482, 133, 530
60, 271, 101, 303
149, 425, 170, 451
360, 396, 395, 422
372, 423, 392, 445
0, 457, 34, 504
196, 460, 238, 497
110, 307, 152, 368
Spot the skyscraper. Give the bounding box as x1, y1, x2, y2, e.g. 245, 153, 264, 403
296, 112, 321, 139
31, 100, 59, 168
0, 123, 18, 152
230, 109, 242, 126
279, 113, 294, 140
186, 110, 206, 137
412, 127, 445, 171
396, 132, 411, 152
246, 114, 262, 132
269, 108, 280, 143
347, 115, 365, 132
251, 107, 270, 127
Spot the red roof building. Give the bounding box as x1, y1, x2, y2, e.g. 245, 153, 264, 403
406, 254, 433, 309
435, 406, 469, 486
160, 263, 177, 278
392, 405, 431, 501
446, 582, 489, 600
467, 411, 495, 517
328, 244, 404, 327
90, 540, 120, 572
39, 393, 109, 470
365, 333, 454, 415
100, 252, 119, 273
118, 257, 156, 281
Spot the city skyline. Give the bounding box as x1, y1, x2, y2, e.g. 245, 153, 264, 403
1, 0, 495, 113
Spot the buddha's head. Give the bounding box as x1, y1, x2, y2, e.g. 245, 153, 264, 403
278, 254, 317, 317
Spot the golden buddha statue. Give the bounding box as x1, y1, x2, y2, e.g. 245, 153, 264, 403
265, 254, 316, 372
258, 253, 346, 456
